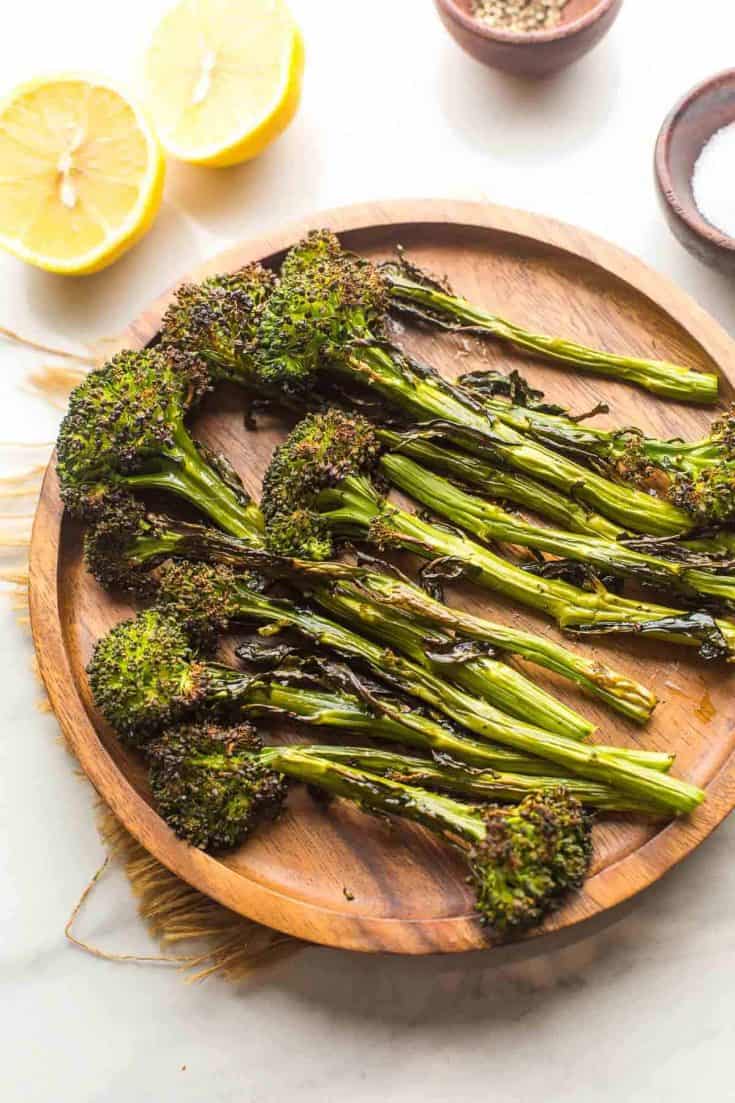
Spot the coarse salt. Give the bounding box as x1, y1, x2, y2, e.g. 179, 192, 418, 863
692, 121, 735, 238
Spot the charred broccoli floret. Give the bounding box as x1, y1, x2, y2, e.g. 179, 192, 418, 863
669, 465, 735, 527
56, 349, 263, 542
469, 789, 592, 930
83, 493, 266, 594
151, 559, 269, 647
253, 230, 389, 396
86, 609, 248, 744
83, 492, 175, 592
158, 264, 275, 387
261, 409, 382, 558
261, 407, 381, 518
147, 720, 286, 851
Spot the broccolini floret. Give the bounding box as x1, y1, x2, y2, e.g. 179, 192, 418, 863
148, 720, 286, 851
159, 264, 275, 387
56, 349, 263, 542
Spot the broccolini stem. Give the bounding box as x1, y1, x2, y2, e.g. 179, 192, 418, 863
124, 421, 264, 543
103, 511, 657, 725
373, 661, 702, 813
305, 746, 664, 815
312, 583, 594, 740
321, 564, 656, 723
384, 269, 718, 404
221, 583, 698, 810
340, 344, 692, 535
227, 582, 588, 741
462, 386, 724, 479
381, 427, 735, 563
378, 427, 624, 539
259, 746, 493, 843
381, 452, 735, 609
221, 582, 667, 771
239, 680, 559, 775
354, 476, 735, 656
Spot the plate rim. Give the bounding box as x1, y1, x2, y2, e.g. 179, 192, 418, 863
29, 197, 735, 955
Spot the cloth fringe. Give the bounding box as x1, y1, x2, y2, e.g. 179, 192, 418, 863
1, 359, 305, 983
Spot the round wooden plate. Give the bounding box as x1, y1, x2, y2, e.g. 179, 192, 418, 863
29, 199, 735, 954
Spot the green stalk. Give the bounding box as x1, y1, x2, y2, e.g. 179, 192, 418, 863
307, 746, 664, 815
460, 383, 724, 478
259, 746, 487, 842
89, 510, 657, 723
328, 473, 735, 656
220, 583, 700, 812
123, 420, 264, 544
311, 583, 594, 739
384, 267, 718, 404
381, 426, 735, 563
305, 587, 668, 771
379, 428, 624, 539
361, 660, 702, 813
240, 679, 565, 775
335, 344, 692, 535
243, 676, 670, 776
305, 561, 656, 724
211, 581, 668, 772
381, 451, 735, 609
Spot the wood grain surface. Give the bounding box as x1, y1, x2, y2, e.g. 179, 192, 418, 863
28, 199, 735, 954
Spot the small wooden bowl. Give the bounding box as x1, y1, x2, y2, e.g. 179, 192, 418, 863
655, 70, 735, 274
435, 0, 624, 78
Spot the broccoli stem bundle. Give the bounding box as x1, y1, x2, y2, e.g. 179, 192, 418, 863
239, 678, 673, 798
241, 678, 570, 777
262, 744, 489, 840
244, 231, 692, 537
306, 745, 657, 814
148, 720, 594, 931
152, 562, 669, 773
153, 564, 596, 743
285, 558, 657, 724
89, 609, 690, 810
329, 343, 692, 536
460, 370, 725, 475
381, 262, 719, 404
301, 466, 735, 658
380, 449, 735, 609
382, 435, 625, 540
381, 425, 735, 561
456, 371, 735, 529
310, 580, 597, 737
84, 502, 657, 724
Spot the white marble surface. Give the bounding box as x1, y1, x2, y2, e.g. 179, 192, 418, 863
3, 1, 735, 1098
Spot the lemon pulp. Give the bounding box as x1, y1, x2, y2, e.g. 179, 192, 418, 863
0, 77, 164, 274
144, 0, 304, 167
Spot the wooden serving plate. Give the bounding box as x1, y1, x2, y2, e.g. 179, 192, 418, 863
29, 199, 735, 954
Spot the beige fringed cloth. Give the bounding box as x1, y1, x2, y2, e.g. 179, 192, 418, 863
1, 332, 302, 983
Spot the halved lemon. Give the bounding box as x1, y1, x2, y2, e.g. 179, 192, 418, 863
0, 76, 165, 275
144, 0, 304, 167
